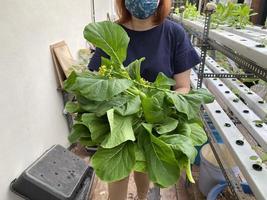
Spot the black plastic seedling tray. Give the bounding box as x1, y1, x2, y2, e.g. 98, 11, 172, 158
10, 144, 94, 200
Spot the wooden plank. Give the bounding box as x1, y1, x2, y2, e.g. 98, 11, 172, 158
50, 41, 75, 89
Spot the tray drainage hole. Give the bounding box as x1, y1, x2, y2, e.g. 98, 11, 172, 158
218, 84, 223, 86
225, 91, 230, 94
243, 110, 249, 113
40, 174, 44, 177
55, 172, 58, 175
236, 140, 244, 146
67, 176, 71, 179
213, 78, 217, 80
233, 99, 239, 103
240, 39, 247, 41
215, 110, 221, 113
247, 92, 253, 95
258, 101, 264, 104
239, 84, 244, 87
57, 184, 61, 187
224, 123, 231, 127
255, 123, 263, 128
255, 44, 265, 48
232, 78, 236, 81
63, 150, 66, 153
220, 69, 225, 72
252, 164, 262, 171
204, 69, 208, 71
216, 65, 220, 68
53, 161, 56, 164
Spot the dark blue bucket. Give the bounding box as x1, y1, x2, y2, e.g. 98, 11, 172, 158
207, 182, 253, 200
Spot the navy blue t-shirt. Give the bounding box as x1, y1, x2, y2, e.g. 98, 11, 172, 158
88, 19, 200, 82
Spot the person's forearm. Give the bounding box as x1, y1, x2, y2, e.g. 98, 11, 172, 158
175, 87, 190, 94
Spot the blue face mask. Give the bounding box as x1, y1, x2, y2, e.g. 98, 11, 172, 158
125, 0, 159, 20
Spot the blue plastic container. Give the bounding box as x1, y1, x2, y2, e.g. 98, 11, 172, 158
198, 144, 240, 196
194, 114, 223, 166
207, 182, 253, 200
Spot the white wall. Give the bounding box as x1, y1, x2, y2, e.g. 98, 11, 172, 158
0, 0, 113, 199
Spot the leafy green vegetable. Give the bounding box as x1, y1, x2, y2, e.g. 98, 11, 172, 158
64, 21, 214, 186
211, 3, 257, 29
64, 72, 133, 101
101, 109, 135, 148
138, 124, 180, 187
175, 1, 200, 20
155, 117, 179, 134
83, 21, 130, 67
92, 141, 135, 181
81, 113, 109, 143
68, 123, 90, 143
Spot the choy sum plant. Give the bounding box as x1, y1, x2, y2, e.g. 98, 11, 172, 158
175, 1, 200, 20
63, 21, 214, 187
211, 3, 257, 29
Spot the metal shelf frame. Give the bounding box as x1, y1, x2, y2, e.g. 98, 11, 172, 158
195, 48, 267, 120
190, 70, 267, 200
170, 13, 267, 82
170, 7, 267, 200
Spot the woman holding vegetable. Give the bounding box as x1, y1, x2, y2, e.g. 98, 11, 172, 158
88, 0, 200, 199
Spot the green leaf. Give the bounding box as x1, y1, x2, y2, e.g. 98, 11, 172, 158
83, 21, 130, 66
65, 101, 80, 113
141, 123, 153, 134
135, 143, 146, 162
134, 143, 147, 173
95, 96, 128, 116
166, 88, 214, 120
76, 95, 101, 113
101, 57, 112, 67
79, 136, 97, 147
189, 122, 208, 146
81, 113, 109, 143
159, 134, 197, 163
92, 141, 135, 182
153, 72, 176, 89
77, 95, 128, 116
185, 88, 215, 105
177, 123, 191, 137
126, 58, 145, 81
166, 92, 193, 120
68, 123, 90, 143
134, 161, 147, 173
138, 128, 180, 187
141, 95, 166, 123
64, 72, 133, 101
249, 155, 259, 161
114, 96, 141, 116
101, 109, 135, 148
155, 117, 179, 134
261, 153, 267, 162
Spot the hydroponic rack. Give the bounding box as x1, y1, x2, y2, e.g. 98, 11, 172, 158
170, 5, 267, 200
